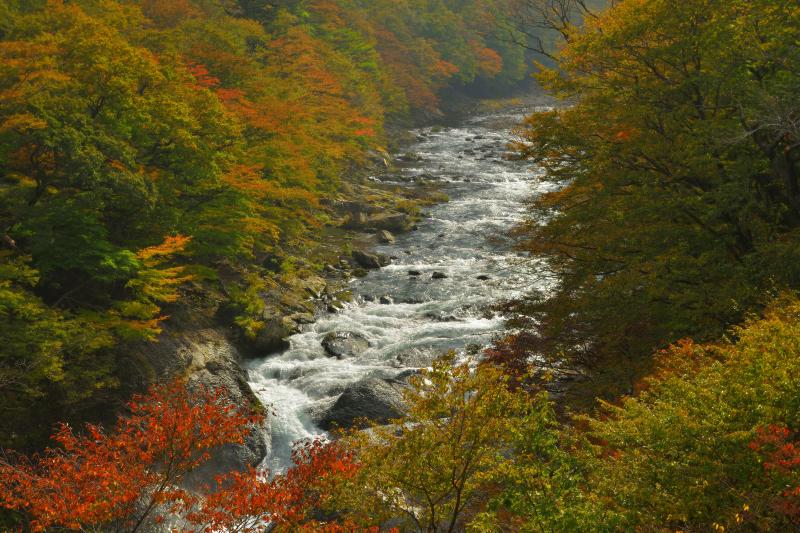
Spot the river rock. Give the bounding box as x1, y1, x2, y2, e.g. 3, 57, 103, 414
369, 213, 411, 232
397, 152, 421, 162
289, 312, 315, 325
317, 377, 408, 430
377, 230, 396, 244
408, 270, 422, 276
352, 250, 390, 269
295, 275, 326, 299
431, 271, 448, 279
396, 351, 436, 367
321, 331, 371, 359
240, 315, 296, 356
379, 295, 393, 305
476, 275, 490, 281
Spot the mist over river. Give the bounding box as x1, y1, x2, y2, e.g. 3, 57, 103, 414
247, 101, 557, 472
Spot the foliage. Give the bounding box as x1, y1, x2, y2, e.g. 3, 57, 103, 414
331, 354, 577, 532
0, 0, 536, 449
0, 379, 361, 532
576, 295, 800, 531
511, 0, 800, 398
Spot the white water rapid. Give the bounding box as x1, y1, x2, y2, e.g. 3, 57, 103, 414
247, 101, 557, 472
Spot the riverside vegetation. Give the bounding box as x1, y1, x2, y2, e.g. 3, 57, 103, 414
3, 0, 800, 532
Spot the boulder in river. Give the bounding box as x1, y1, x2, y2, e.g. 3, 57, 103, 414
377, 229, 396, 244
476, 275, 491, 281
352, 250, 390, 269
431, 271, 448, 279
318, 377, 408, 430
408, 270, 422, 276
240, 316, 295, 356
379, 295, 393, 305
321, 331, 371, 359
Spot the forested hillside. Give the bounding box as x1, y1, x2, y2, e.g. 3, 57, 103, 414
0, 0, 532, 449
508, 0, 800, 404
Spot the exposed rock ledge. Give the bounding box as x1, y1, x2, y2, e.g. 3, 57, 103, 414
119, 313, 269, 488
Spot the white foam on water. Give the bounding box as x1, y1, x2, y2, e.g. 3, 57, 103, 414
247, 106, 554, 472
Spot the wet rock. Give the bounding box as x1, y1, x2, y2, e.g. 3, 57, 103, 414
476, 275, 491, 281
352, 250, 390, 269
423, 312, 459, 322
431, 271, 448, 279
394, 369, 421, 383
379, 295, 394, 305
362, 294, 376, 302
397, 153, 421, 163
369, 213, 410, 232
317, 377, 408, 430
321, 331, 371, 359
377, 230, 396, 244
289, 312, 315, 325
297, 275, 326, 299
408, 270, 422, 276
395, 351, 436, 368
242, 316, 296, 356
352, 267, 369, 278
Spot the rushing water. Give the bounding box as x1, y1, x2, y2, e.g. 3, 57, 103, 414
247, 102, 556, 472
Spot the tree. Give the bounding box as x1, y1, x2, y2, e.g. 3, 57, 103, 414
510, 0, 800, 401
332, 354, 569, 532
0, 379, 360, 532
577, 295, 800, 531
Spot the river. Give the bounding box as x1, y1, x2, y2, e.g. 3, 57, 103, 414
247, 100, 556, 472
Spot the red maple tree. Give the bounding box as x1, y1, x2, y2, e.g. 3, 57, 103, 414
0, 380, 361, 532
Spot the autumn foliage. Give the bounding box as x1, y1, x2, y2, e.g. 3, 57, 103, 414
0, 0, 531, 451
0, 380, 360, 532
750, 425, 800, 522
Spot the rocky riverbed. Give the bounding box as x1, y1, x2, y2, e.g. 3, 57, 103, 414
247, 98, 557, 472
